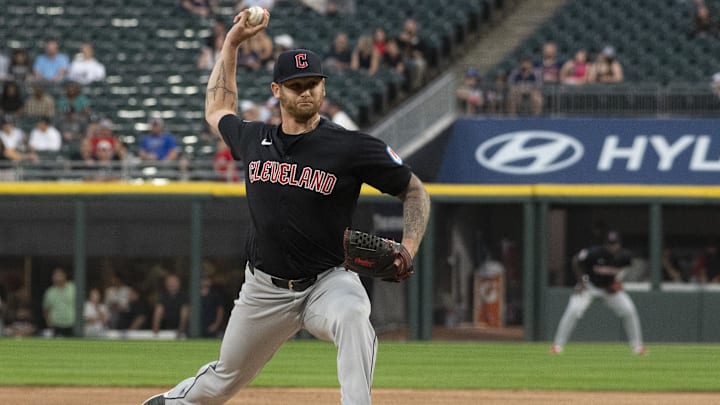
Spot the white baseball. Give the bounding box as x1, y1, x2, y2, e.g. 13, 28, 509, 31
247, 6, 264, 26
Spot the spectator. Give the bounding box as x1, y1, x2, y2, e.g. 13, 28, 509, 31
397, 18, 428, 90
237, 0, 275, 11
104, 271, 132, 329
57, 81, 91, 117
152, 274, 190, 338
206, 17, 227, 49
325, 0, 356, 15
321, 99, 358, 130
24, 83, 56, 118
690, 1, 718, 38
28, 117, 62, 153
214, 138, 239, 182
33, 38, 70, 82
0, 117, 35, 163
201, 276, 225, 338
662, 248, 688, 282
117, 287, 149, 330
560, 49, 591, 85
372, 27, 388, 56
83, 287, 110, 337
536, 42, 562, 84
0, 49, 9, 81
589, 46, 624, 83
507, 55, 542, 116
351, 34, 380, 76
8, 48, 33, 83
0, 116, 26, 151
5, 288, 37, 337
0, 81, 25, 118
0, 134, 24, 180
693, 241, 720, 283
484, 72, 508, 114
67, 43, 107, 85
712, 72, 720, 99
456, 68, 485, 114
273, 34, 294, 55
198, 33, 225, 72
42, 267, 76, 337
236, 42, 261, 72
250, 31, 275, 69
81, 118, 126, 162
83, 139, 122, 182
382, 38, 405, 76
180, 0, 219, 19
139, 118, 179, 161
323, 32, 353, 72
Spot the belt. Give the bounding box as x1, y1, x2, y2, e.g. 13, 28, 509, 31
250, 267, 317, 292
271, 275, 317, 292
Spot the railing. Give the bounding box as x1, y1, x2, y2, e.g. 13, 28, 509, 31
537, 82, 720, 117
0, 158, 244, 183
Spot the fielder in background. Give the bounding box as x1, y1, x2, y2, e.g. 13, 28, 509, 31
550, 230, 646, 355
143, 7, 430, 405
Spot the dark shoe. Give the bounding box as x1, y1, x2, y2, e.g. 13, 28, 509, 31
142, 392, 167, 405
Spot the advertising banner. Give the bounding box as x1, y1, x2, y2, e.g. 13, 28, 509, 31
438, 118, 720, 184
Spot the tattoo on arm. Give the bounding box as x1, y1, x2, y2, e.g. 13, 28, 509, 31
400, 175, 431, 253
206, 61, 237, 111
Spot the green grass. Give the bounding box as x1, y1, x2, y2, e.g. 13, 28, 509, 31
1, 339, 720, 391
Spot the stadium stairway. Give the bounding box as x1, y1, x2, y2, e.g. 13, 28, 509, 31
454, 0, 569, 78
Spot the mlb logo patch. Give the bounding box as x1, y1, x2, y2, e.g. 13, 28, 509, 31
386, 146, 403, 165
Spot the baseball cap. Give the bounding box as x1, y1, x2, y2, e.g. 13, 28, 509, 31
605, 230, 621, 244
273, 49, 327, 84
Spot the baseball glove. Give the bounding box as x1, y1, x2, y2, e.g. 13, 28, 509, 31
343, 228, 414, 282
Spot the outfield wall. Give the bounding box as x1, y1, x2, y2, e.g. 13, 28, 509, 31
3, 182, 720, 342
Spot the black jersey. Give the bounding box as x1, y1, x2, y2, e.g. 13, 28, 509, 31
576, 246, 632, 288
218, 114, 412, 279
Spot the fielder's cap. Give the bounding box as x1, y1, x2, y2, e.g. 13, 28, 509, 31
273, 49, 327, 84
149, 117, 164, 126
466, 68, 480, 78
605, 230, 621, 244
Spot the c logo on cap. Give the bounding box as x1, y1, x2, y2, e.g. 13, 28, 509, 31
295, 53, 308, 69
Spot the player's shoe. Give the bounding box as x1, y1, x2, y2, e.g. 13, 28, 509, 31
633, 346, 648, 356
549, 344, 563, 354
142, 392, 168, 405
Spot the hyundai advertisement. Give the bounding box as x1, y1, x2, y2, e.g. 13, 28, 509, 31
438, 118, 720, 184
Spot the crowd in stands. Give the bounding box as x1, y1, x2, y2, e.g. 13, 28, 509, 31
457, 41, 628, 116
0, 2, 437, 180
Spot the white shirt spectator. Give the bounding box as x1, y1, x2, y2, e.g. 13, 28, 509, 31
67, 44, 106, 85
0, 126, 25, 150
29, 124, 62, 152
84, 300, 110, 337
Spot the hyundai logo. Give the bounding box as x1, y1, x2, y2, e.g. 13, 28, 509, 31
476, 131, 584, 175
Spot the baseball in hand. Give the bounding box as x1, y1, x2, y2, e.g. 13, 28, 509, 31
246, 6, 265, 26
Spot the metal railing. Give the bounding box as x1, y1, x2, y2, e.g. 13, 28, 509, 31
0, 158, 243, 183
535, 82, 720, 117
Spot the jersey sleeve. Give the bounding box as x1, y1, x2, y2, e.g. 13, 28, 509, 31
350, 133, 412, 196
218, 114, 271, 161
218, 114, 244, 161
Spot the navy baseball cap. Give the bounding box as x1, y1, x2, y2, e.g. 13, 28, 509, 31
273, 49, 327, 84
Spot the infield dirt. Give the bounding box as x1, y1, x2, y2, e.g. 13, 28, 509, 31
1, 387, 719, 404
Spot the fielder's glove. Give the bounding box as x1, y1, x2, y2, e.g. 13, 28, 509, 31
343, 228, 414, 282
